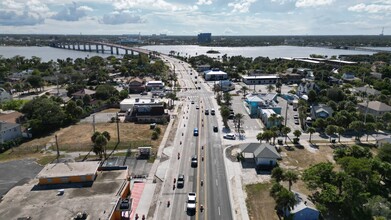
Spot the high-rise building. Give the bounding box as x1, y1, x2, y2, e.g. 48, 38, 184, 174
198, 33, 212, 44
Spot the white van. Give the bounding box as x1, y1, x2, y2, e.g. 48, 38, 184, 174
224, 133, 236, 140
211, 109, 215, 115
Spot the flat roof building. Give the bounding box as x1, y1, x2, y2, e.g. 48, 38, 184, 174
242, 75, 279, 85
0, 162, 131, 220
198, 33, 212, 44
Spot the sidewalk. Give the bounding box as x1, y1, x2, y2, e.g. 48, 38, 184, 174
132, 101, 181, 219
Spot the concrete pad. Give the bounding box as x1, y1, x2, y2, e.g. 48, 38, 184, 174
155, 159, 169, 181
134, 183, 156, 218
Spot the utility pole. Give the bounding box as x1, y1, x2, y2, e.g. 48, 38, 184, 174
55, 135, 60, 160
116, 113, 120, 143
92, 114, 96, 133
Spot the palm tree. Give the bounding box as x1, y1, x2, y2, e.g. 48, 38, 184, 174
282, 126, 291, 144
241, 86, 249, 98
365, 122, 376, 142
307, 127, 316, 143
270, 126, 279, 145
271, 167, 284, 183
275, 188, 296, 215
267, 84, 275, 93
23, 82, 32, 94
234, 113, 244, 134
268, 113, 278, 128
349, 121, 364, 141
275, 81, 282, 93
223, 92, 232, 106
3, 82, 12, 93
293, 129, 301, 141
283, 171, 298, 191
257, 130, 274, 143
325, 125, 337, 142
220, 106, 231, 128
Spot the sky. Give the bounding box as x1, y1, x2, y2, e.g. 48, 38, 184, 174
0, 0, 390, 35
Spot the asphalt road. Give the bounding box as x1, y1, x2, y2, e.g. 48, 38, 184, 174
156, 55, 233, 220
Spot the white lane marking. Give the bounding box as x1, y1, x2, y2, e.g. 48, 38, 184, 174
218, 206, 221, 215
216, 179, 218, 187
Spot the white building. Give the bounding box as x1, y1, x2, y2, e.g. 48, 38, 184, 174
0, 88, 12, 103
120, 98, 162, 111
242, 75, 279, 85
145, 81, 165, 91
204, 69, 228, 81
0, 121, 22, 143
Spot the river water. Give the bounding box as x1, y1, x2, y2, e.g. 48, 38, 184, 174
0, 45, 379, 62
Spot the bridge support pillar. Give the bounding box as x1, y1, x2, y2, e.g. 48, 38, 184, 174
101, 44, 104, 53
116, 47, 119, 55
83, 44, 87, 51
110, 46, 113, 54
96, 45, 99, 53
72, 44, 75, 50
88, 44, 92, 52
67, 44, 70, 49
125, 49, 128, 55
131, 50, 134, 56
77, 43, 80, 51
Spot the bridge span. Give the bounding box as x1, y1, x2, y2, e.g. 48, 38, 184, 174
50, 41, 153, 56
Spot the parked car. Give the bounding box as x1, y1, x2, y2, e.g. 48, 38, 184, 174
293, 115, 299, 119
213, 126, 218, 132
294, 119, 300, 124
223, 133, 236, 140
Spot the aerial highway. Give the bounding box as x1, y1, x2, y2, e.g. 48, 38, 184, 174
154, 55, 233, 220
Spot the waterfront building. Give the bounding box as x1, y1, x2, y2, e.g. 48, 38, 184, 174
198, 33, 212, 44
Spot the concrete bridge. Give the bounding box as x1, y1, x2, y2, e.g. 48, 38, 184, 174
49, 41, 153, 56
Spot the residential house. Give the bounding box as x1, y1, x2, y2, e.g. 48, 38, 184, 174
280, 72, 302, 84
353, 86, 381, 97
0, 121, 22, 143
215, 80, 235, 92
260, 109, 282, 128
285, 191, 320, 220
311, 104, 334, 120
128, 78, 145, 93
245, 93, 281, 117
239, 143, 281, 167
203, 69, 228, 81
71, 88, 96, 99
341, 72, 356, 82
376, 136, 391, 147
145, 80, 165, 91
8, 69, 33, 82
0, 110, 23, 123
0, 88, 12, 103
296, 81, 319, 98
357, 101, 391, 117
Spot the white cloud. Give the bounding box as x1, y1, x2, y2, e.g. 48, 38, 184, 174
196, 0, 213, 5
51, 3, 92, 21
100, 10, 144, 24
228, 0, 257, 13
348, 3, 391, 13
271, 0, 294, 5
0, 0, 50, 26
295, 0, 334, 8
112, 0, 196, 12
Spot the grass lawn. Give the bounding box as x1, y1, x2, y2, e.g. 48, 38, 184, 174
246, 182, 278, 220
1, 121, 166, 162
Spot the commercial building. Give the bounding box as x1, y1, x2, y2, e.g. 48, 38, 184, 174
145, 80, 165, 91
203, 69, 228, 81
242, 75, 279, 85
120, 98, 162, 112
244, 93, 280, 117
0, 161, 132, 220
197, 33, 212, 44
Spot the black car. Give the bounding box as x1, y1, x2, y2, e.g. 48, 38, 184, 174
177, 174, 185, 188
191, 155, 198, 168
213, 126, 218, 132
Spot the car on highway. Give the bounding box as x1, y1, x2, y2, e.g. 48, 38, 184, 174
223, 133, 236, 140
205, 109, 209, 115
177, 174, 185, 188
293, 115, 299, 119
191, 155, 198, 167
191, 101, 195, 104
196, 106, 199, 109
294, 119, 300, 124
213, 126, 218, 132
193, 128, 199, 136
211, 109, 215, 115
187, 192, 196, 212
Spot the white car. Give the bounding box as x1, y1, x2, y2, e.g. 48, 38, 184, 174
224, 133, 236, 140
187, 192, 196, 210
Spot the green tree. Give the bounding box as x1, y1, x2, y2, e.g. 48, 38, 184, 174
275, 187, 296, 214
378, 143, 391, 163
241, 86, 248, 98
307, 127, 316, 143
282, 126, 291, 144
223, 92, 232, 106
91, 131, 110, 159
313, 118, 327, 131
365, 122, 376, 142
271, 167, 284, 183
119, 90, 129, 100
325, 125, 337, 142
302, 162, 335, 190
293, 129, 301, 139
283, 170, 299, 191
267, 84, 275, 93
257, 130, 274, 143
349, 121, 365, 141
337, 126, 345, 143
234, 113, 244, 134
220, 105, 230, 128
26, 75, 44, 91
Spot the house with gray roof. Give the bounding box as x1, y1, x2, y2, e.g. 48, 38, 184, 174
311, 104, 334, 120
239, 143, 281, 167
357, 101, 391, 117
0, 121, 22, 143
285, 191, 319, 220
353, 86, 381, 96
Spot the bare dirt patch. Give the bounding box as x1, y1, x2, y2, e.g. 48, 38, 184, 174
246, 182, 278, 220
